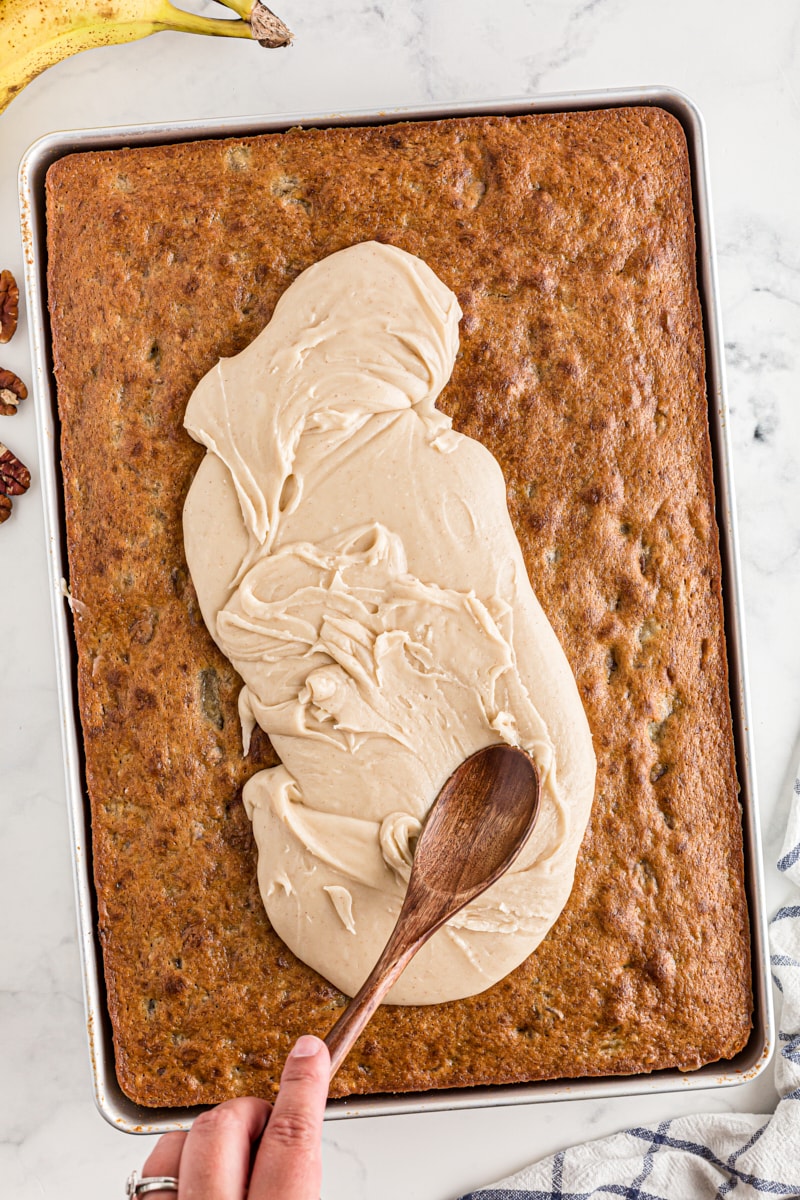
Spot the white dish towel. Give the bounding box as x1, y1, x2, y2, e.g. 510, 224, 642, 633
458, 763, 800, 1199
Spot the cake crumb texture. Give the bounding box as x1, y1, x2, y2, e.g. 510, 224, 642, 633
46, 107, 752, 1107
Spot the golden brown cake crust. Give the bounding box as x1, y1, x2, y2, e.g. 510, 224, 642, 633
46, 107, 752, 1107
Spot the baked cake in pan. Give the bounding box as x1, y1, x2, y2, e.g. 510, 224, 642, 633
45, 107, 751, 1106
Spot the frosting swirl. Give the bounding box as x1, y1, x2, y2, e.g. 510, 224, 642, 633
183, 241, 595, 1004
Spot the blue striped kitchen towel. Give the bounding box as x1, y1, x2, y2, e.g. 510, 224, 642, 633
459, 762, 800, 1200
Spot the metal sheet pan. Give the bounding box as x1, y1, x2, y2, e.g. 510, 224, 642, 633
19, 86, 774, 1134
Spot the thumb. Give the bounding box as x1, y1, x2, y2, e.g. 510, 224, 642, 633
249, 1035, 330, 1200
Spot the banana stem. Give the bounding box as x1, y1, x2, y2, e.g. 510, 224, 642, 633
213, 0, 253, 17
158, 2, 292, 46
158, 2, 253, 39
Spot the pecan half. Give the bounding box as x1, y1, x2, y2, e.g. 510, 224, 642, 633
0, 367, 27, 415
0, 494, 11, 524
0, 270, 19, 344
0, 442, 31, 496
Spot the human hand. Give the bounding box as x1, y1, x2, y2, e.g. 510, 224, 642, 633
133, 1035, 330, 1199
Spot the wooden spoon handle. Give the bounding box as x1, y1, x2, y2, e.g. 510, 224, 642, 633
325, 923, 421, 1079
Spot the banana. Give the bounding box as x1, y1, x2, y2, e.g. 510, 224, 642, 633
0, 0, 292, 117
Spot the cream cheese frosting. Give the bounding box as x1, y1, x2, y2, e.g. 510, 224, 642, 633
183, 241, 596, 1005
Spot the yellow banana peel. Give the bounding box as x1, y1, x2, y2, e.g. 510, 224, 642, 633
0, 0, 292, 117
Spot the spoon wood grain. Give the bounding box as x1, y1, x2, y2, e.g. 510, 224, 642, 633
324, 744, 540, 1081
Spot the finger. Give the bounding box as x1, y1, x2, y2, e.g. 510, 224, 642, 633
177, 1096, 271, 1200
250, 1035, 330, 1200
140, 1131, 187, 1198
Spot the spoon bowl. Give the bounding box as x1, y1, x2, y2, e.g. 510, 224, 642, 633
324, 743, 540, 1080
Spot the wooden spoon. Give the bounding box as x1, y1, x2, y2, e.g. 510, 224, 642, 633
324, 743, 540, 1080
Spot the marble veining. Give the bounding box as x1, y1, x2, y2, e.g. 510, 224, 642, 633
1, 1, 799, 1196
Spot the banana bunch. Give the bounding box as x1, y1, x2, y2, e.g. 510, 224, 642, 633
0, 0, 292, 116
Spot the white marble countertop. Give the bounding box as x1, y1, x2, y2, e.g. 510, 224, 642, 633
2, 1, 799, 1196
